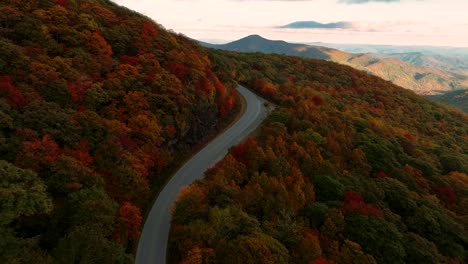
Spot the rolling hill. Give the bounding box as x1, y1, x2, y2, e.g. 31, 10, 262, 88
371, 52, 468, 77
308, 42, 468, 58
204, 35, 468, 95
170, 49, 468, 264
427, 89, 468, 112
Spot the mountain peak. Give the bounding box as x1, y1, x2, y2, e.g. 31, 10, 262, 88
236, 34, 273, 44
200, 34, 331, 60
243, 34, 265, 40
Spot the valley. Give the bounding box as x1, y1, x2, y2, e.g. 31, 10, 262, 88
203, 35, 468, 96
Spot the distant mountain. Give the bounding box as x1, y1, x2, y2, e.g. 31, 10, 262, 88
309, 42, 468, 58
372, 52, 468, 76
427, 89, 468, 112
202, 34, 331, 60
325, 50, 468, 95
202, 35, 468, 95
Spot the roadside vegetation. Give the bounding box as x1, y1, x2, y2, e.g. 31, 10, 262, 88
170, 51, 468, 264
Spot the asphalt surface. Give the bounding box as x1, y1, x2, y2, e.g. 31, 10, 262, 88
136, 85, 268, 264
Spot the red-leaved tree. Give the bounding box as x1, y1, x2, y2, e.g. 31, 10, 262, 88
55, 0, 68, 7
16, 135, 60, 172
309, 256, 336, 264
0, 75, 28, 108
343, 192, 384, 218
113, 202, 142, 243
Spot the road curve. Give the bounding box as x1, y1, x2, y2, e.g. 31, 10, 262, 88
136, 85, 268, 264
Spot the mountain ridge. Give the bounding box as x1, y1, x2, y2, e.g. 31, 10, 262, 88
203, 34, 332, 60
202, 35, 468, 95
170, 49, 468, 264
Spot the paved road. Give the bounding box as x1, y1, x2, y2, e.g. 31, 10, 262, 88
136, 85, 268, 264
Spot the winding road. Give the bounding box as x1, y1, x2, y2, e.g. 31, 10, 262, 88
136, 85, 268, 264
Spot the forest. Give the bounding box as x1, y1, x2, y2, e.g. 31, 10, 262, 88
1, 0, 238, 262
1, 0, 467, 263
169, 51, 468, 263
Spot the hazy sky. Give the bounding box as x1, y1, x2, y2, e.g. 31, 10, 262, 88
112, 0, 468, 47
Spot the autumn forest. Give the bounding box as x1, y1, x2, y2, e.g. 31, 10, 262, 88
170, 51, 468, 263
0, 0, 467, 263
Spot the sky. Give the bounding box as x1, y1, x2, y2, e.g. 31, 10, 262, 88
112, 0, 468, 47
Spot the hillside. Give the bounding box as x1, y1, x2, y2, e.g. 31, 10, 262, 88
204, 35, 468, 95
170, 51, 468, 263
309, 42, 468, 58
427, 90, 468, 112
371, 52, 468, 77
0, 0, 238, 262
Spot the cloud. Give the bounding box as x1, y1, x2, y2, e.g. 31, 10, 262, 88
338, 0, 399, 4
275, 20, 428, 33
277, 21, 354, 29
